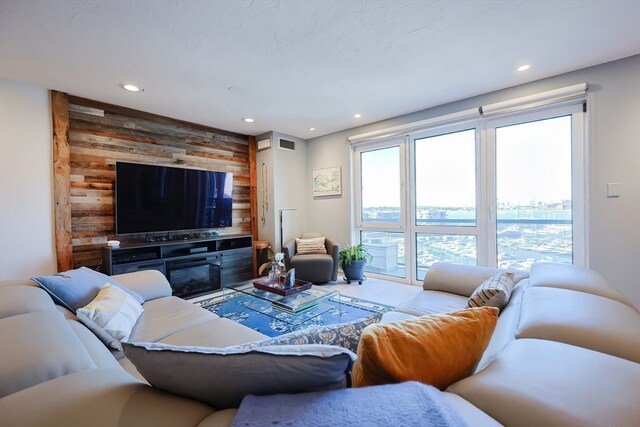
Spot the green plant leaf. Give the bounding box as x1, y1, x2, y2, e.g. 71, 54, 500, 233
338, 243, 373, 268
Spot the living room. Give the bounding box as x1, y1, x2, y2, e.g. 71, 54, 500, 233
1, 1, 639, 426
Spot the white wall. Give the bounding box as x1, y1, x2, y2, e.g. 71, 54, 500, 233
256, 131, 308, 251
272, 132, 308, 249
307, 55, 640, 309
256, 132, 278, 249
0, 79, 56, 279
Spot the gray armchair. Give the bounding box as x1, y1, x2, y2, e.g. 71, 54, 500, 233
283, 232, 339, 284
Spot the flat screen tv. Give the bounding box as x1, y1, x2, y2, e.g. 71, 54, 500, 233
115, 162, 233, 234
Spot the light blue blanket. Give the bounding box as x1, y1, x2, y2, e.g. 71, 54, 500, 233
231, 381, 467, 427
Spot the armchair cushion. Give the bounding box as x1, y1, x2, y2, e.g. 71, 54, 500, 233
295, 237, 327, 254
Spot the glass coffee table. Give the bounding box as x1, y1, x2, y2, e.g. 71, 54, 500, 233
223, 280, 341, 327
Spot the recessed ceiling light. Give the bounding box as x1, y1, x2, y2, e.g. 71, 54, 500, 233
242, 118, 254, 123
121, 83, 141, 92
309, 127, 316, 131
517, 64, 531, 72
354, 113, 362, 118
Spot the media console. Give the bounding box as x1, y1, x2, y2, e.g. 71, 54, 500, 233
101, 234, 253, 299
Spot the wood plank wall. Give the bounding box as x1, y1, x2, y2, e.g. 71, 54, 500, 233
57, 94, 254, 270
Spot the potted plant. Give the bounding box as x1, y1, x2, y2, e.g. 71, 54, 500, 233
338, 243, 373, 284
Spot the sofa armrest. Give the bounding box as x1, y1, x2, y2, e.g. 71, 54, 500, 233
282, 238, 296, 271
112, 270, 172, 302
325, 238, 339, 281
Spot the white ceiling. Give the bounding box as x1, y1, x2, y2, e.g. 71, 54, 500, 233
1, 0, 639, 140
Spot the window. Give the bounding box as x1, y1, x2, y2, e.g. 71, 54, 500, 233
356, 140, 406, 278
415, 129, 477, 227
360, 146, 402, 225
494, 115, 573, 270
353, 100, 585, 285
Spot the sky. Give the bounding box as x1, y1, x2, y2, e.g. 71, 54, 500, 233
361, 115, 572, 209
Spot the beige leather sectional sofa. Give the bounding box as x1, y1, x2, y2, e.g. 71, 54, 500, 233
1, 263, 638, 426
0, 270, 266, 427
386, 262, 640, 427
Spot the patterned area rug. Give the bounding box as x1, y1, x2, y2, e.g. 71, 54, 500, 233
192, 290, 393, 337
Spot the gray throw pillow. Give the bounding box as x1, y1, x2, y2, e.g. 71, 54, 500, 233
122, 342, 356, 409
234, 313, 383, 352
32, 266, 144, 312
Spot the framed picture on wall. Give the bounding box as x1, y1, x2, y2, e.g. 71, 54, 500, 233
312, 166, 341, 197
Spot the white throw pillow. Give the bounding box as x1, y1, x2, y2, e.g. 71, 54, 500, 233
77, 283, 144, 350
295, 237, 327, 255
467, 272, 515, 311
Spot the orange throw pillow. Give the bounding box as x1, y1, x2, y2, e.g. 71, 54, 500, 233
352, 307, 498, 390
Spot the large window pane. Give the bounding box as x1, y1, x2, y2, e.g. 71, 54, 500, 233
496, 116, 573, 270
361, 147, 401, 223
416, 234, 477, 280
361, 231, 405, 278
415, 129, 476, 226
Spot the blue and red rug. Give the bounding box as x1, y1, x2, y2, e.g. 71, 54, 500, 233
192, 290, 393, 337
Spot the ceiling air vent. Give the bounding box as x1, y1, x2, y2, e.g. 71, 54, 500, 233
278, 138, 295, 151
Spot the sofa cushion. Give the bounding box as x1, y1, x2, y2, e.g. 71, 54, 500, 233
352, 307, 498, 389
448, 338, 640, 427
467, 272, 514, 310
0, 311, 96, 397
127, 296, 217, 343
441, 392, 501, 427
0, 368, 216, 427
394, 290, 468, 317
0, 284, 56, 319
529, 262, 636, 310
32, 266, 144, 312
197, 409, 239, 427
66, 319, 121, 370
233, 313, 383, 352
295, 236, 327, 254
517, 287, 640, 363
123, 342, 355, 409
77, 283, 144, 350
380, 310, 416, 324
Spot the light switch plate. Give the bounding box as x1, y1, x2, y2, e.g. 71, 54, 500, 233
607, 183, 620, 198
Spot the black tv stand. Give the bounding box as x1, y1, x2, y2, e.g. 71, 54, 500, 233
101, 234, 253, 298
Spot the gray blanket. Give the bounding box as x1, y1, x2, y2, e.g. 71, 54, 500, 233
231, 381, 467, 427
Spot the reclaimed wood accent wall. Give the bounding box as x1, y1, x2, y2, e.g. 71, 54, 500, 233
51, 91, 73, 272
52, 92, 255, 270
